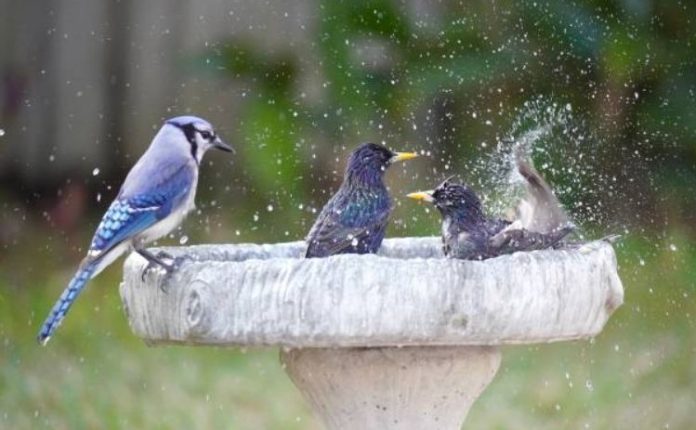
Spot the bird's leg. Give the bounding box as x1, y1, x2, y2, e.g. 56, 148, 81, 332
137, 248, 175, 280
137, 248, 192, 292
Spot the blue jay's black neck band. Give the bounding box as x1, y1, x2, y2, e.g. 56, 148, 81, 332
170, 122, 199, 164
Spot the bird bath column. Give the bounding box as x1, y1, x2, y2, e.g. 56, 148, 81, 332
280, 346, 500, 428
119, 237, 623, 430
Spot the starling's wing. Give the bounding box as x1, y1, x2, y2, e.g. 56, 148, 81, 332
446, 223, 497, 260
305, 202, 389, 258
487, 224, 575, 256
515, 152, 568, 233
485, 218, 511, 236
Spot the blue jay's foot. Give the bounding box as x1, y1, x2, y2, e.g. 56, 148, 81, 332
157, 255, 192, 293
137, 249, 191, 292
138, 249, 176, 280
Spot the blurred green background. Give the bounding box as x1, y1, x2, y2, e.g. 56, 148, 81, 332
1, 0, 695, 428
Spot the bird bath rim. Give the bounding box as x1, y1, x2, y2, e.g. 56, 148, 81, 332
120, 237, 624, 349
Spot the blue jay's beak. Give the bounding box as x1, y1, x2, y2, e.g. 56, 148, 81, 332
213, 136, 234, 153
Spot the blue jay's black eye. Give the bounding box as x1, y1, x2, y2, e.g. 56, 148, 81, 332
199, 130, 212, 140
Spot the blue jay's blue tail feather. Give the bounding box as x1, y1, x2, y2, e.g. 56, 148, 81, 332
37, 262, 97, 345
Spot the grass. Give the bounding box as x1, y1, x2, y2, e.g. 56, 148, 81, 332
1, 220, 695, 429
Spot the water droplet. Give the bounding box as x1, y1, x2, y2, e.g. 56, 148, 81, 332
585, 379, 594, 391
669, 244, 677, 252
92, 168, 100, 176
179, 235, 189, 245
0, 129, 5, 137
266, 204, 274, 212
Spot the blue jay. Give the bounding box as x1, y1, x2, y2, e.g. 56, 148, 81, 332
37, 116, 232, 345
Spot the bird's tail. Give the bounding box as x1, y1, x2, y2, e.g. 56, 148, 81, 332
37, 261, 97, 345
514, 146, 569, 233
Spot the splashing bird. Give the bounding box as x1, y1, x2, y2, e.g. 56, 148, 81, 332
305, 142, 418, 258
37, 116, 233, 345
407, 154, 573, 260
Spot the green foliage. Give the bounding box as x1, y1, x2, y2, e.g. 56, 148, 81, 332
194, 0, 696, 235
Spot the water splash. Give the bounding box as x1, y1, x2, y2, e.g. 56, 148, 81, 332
470, 96, 657, 239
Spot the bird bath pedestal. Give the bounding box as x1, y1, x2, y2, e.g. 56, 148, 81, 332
120, 237, 623, 429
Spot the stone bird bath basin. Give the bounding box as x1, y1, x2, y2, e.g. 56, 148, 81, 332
120, 237, 624, 429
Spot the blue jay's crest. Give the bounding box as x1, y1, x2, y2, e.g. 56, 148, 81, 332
164, 116, 233, 162
166, 115, 212, 129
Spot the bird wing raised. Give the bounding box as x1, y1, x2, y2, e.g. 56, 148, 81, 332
515, 154, 568, 233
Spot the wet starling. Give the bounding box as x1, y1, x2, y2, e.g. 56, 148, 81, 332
306, 142, 418, 258
407, 155, 574, 260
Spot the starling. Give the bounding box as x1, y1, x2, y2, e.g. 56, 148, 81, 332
407, 155, 574, 260
306, 142, 418, 258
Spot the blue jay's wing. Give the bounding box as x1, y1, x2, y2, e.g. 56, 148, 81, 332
88, 164, 195, 259
87, 198, 162, 257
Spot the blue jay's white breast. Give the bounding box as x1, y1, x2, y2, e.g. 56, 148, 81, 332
138, 175, 198, 244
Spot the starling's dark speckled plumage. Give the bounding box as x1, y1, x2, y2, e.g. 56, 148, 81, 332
306, 143, 418, 258
408, 155, 573, 260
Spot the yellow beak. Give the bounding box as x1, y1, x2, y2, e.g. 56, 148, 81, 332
406, 190, 435, 203
390, 151, 419, 163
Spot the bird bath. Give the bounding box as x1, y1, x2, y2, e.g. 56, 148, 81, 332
120, 237, 623, 429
